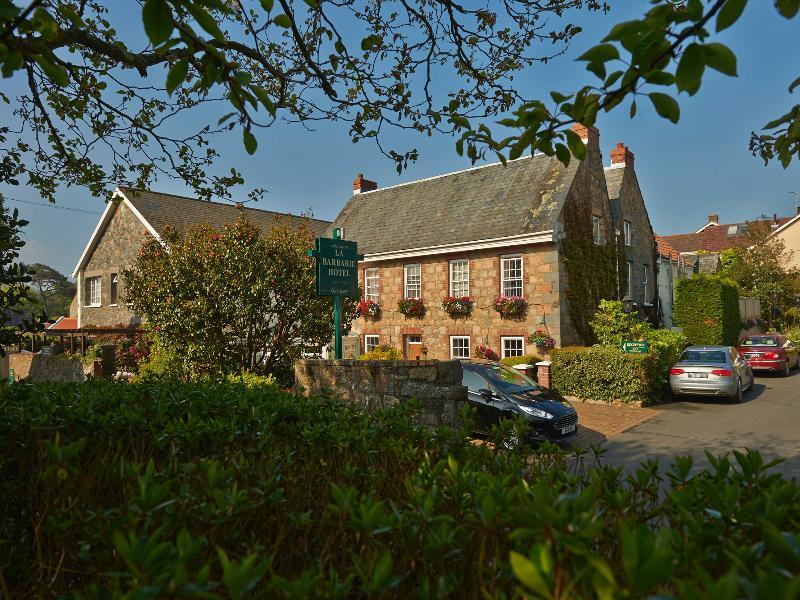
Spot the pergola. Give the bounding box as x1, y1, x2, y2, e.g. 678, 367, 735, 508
45, 317, 143, 355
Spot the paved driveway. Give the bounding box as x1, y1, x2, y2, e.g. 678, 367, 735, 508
598, 370, 800, 478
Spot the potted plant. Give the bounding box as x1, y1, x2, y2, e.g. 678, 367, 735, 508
493, 295, 527, 319
441, 296, 473, 317
357, 299, 381, 319
475, 343, 499, 361
529, 329, 556, 351
398, 297, 425, 318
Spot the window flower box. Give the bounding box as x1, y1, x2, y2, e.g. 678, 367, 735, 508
475, 343, 498, 361
441, 296, 473, 317
493, 295, 526, 319
529, 329, 555, 350
398, 297, 425, 318
357, 299, 381, 319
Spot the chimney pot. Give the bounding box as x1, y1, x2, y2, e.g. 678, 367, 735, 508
610, 141, 635, 169
571, 123, 600, 148
353, 173, 378, 194
708, 213, 719, 224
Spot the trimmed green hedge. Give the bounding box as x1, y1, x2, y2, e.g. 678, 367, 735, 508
551, 346, 659, 404
3, 381, 800, 597
674, 275, 741, 345
499, 354, 542, 367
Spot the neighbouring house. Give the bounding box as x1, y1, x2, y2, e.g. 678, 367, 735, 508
655, 237, 693, 327
604, 142, 657, 315
767, 208, 800, 271
71, 186, 331, 329
333, 125, 658, 361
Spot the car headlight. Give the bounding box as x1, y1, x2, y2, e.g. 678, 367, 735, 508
518, 405, 553, 419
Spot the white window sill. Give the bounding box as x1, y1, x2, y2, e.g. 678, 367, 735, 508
110, 303, 118, 307
85, 304, 101, 308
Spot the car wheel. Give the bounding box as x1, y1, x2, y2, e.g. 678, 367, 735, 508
731, 379, 743, 403
782, 361, 791, 377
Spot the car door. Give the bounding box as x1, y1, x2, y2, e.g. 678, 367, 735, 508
731, 348, 753, 389
462, 368, 501, 433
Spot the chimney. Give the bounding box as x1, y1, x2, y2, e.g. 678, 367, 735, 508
609, 142, 635, 170
353, 173, 378, 195
708, 213, 719, 224
571, 123, 600, 147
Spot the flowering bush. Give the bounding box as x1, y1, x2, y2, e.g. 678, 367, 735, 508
441, 296, 473, 316
475, 343, 498, 361
529, 329, 556, 350
493, 295, 526, 319
115, 336, 151, 373
398, 297, 425, 318
357, 299, 381, 319
359, 344, 403, 360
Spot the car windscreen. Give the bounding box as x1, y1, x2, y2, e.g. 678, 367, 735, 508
741, 337, 779, 347
467, 364, 538, 394
679, 350, 727, 363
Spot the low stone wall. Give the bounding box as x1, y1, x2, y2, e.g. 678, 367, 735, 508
10, 353, 85, 383
295, 359, 467, 429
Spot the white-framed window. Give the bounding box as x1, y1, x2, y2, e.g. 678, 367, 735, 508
449, 259, 469, 297
500, 255, 523, 297
450, 336, 471, 359
110, 273, 118, 306
364, 335, 379, 354
85, 276, 101, 307
501, 336, 525, 359
404, 263, 421, 298
592, 215, 602, 245
626, 261, 633, 298
624, 220, 632, 246
364, 268, 380, 301
642, 264, 649, 301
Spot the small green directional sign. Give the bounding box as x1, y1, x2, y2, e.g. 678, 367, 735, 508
621, 340, 650, 354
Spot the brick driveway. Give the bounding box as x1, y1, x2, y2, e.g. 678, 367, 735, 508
568, 399, 661, 448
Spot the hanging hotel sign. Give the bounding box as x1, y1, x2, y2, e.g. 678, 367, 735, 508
311, 235, 362, 297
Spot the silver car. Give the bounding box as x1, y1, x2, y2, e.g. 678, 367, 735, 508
669, 346, 754, 403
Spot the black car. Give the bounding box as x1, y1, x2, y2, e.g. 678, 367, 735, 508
461, 359, 578, 443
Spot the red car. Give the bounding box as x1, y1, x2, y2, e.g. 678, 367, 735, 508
738, 334, 799, 376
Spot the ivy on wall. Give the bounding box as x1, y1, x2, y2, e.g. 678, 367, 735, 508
559, 191, 625, 345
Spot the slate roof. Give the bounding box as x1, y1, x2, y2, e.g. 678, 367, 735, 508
332, 155, 575, 255
658, 216, 793, 254
604, 165, 625, 200
118, 187, 332, 237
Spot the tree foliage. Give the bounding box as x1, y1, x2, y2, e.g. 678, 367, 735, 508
123, 214, 356, 383
0, 1, 797, 203
21, 261, 75, 317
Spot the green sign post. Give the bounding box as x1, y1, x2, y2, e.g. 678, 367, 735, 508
621, 340, 650, 354
309, 228, 362, 359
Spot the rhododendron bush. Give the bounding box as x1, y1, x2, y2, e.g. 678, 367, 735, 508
124, 215, 356, 383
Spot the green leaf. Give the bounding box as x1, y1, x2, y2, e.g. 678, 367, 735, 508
649, 92, 680, 123
716, 0, 748, 32
166, 59, 189, 96
790, 76, 800, 93
303, 0, 319, 8
186, 4, 225, 40
603, 20, 641, 43
550, 91, 572, 104
554, 143, 571, 167
273, 14, 292, 28
250, 86, 276, 116
243, 129, 257, 154
565, 129, 587, 161
142, 0, 174, 46
34, 56, 69, 86
259, 0, 274, 11
702, 43, 738, 76
577, 44, 620, 64
675, 43, 705, 95
776, 0, 800, 18
510, 551, 550, 596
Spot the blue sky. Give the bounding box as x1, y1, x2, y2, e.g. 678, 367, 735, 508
1, 1, 798, 275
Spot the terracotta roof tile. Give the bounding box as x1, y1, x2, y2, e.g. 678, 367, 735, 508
658, 217, 793, 254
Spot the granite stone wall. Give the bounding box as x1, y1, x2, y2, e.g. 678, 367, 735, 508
79, 200, 149, 328
294, 359, 467, 429
10, 354, 85, 383
352, 244, 562, 360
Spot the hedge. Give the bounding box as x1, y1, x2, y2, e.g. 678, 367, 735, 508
551, 346, 659, 404
2, 381, 800, 597
674, 275, 741, 346
499, 354, 542, 367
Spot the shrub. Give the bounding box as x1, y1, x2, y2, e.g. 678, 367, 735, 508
475, 343, 499, 360
225, 371, 278, 389
359, 344, 403, 360
551, 346, 659, 404
787, 327, 800, 345
642, 328, 689, 392
674, 275, 741, 345
2, 382, 800, 597
590, 299, 649, 346
134, 336, 189, 382
500, 354, 542, 368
